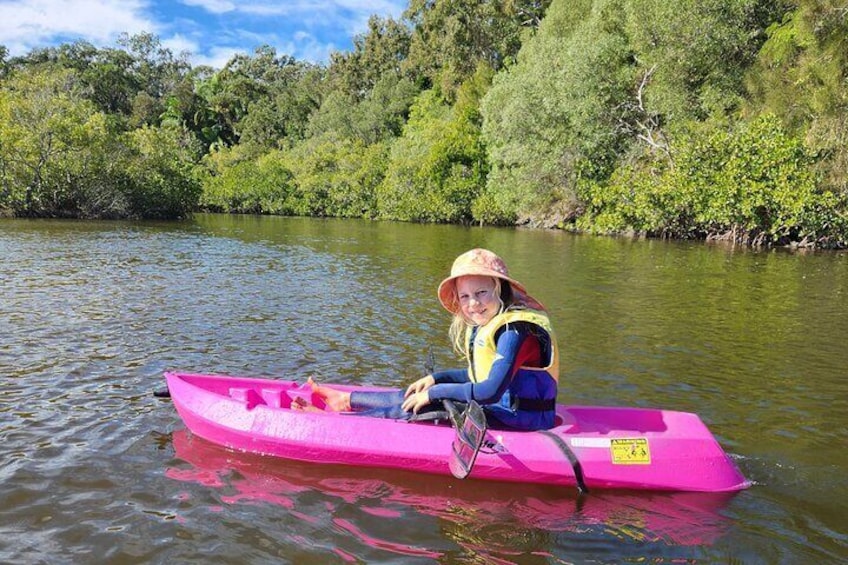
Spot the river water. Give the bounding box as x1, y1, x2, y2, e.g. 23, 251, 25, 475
1, 214, 846, 563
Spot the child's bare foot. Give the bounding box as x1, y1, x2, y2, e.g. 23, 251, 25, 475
307, 377, 352, 412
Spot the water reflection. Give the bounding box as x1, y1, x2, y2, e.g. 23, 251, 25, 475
168, 430, 736, 561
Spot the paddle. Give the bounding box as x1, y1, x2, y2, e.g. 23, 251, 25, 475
443, 399, 487, 479
424, 349, 487, 479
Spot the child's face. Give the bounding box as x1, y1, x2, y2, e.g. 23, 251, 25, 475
456, 275, 500, 326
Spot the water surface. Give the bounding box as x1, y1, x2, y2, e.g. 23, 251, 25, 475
1, 214, 846, 563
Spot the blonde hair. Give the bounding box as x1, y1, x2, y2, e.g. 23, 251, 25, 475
447, 277, 506, 355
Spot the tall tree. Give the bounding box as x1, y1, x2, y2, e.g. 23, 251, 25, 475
623, 0, 782, 125
746, 0, 848, 194
0, 45, 8, 79
51, 41, 142, 116
194, 46, 306, 148
481, 0, 783, 226
0, 66, 108, 215
311, 16, 418, 145
404, 0, 551, 97
115, 32, 192, 126
237, 63, 324, 151
377, 66, 491, 223
328, 15, 412, 99
480, 0, 632, 224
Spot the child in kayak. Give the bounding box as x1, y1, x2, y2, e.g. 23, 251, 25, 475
298, 248, 560, 431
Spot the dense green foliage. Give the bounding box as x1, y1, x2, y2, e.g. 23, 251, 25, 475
378, 67, 491, 222
579, 114, 846, 245
0, 63, 201, 218
1, 0, 846, 246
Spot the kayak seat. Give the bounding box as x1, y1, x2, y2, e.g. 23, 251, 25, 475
229, 387, 267, 410
260, 388, 283, 408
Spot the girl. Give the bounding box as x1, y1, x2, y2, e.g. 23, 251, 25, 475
301, 248, 560, 431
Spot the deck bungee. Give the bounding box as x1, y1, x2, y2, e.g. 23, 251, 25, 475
163, 371, 749, 493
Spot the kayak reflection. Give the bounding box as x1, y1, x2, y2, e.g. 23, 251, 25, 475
167, 429, 738, 548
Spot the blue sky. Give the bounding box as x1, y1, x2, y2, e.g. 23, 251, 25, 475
0, 0, 407, 68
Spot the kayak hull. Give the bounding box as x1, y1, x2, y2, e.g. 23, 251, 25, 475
164, 371, 749, 492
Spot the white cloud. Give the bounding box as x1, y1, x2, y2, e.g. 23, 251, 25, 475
297, 40, 342, 65
179, 0, 235, 15
183, 0, 404, 19
335, 0, 404, 13
0, 0, 407, 66
0, 0, 157, 56
160, 33, 198, 58
190, 45, 242, 69
171, 0, 407, 66
279, 31, 343, 64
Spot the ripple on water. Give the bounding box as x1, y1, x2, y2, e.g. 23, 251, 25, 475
1, 217, 846, 563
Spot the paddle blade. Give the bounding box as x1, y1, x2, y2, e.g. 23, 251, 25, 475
448, 401, 487, 479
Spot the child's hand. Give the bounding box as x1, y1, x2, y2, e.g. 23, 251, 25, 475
401, 391, 431, 413
404, 374, 435, 398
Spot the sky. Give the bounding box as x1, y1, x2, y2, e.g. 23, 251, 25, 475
0, 0, 407, 68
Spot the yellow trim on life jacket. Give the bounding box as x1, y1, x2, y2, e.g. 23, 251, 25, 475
464, 308, 560, 384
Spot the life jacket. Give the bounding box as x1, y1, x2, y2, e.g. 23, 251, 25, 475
465, 308, 560, 387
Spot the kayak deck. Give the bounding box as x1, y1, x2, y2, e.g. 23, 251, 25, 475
164, 371, 750, 492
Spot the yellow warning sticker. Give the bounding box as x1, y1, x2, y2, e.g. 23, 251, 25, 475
610, 438, 651, 465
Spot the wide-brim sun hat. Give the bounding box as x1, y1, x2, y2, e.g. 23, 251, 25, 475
437, 248, 545, 314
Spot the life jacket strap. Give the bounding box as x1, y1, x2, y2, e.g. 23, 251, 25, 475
511, 397, 556, 412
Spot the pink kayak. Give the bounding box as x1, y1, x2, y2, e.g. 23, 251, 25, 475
163, 371, 750, 492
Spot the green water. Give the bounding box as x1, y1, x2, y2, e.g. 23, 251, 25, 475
1, 214, 846, 563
